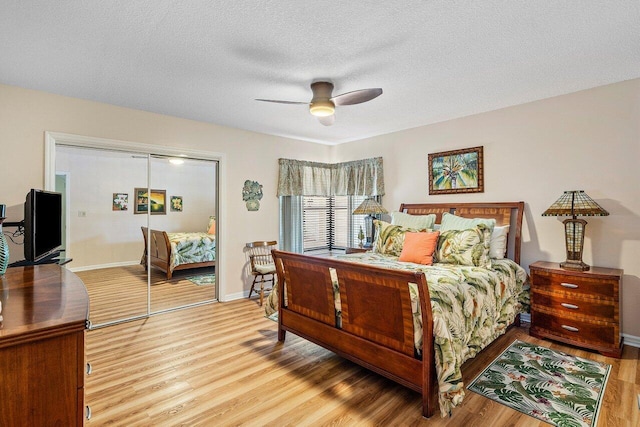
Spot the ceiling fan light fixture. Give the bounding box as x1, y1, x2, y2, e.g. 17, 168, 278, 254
309, 100, 335, 117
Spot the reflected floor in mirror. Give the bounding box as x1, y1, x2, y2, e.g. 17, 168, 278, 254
76, 265, 217, 326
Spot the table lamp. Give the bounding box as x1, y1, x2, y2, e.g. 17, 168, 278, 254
353, 198, 388, 248
542, 190, 609, 271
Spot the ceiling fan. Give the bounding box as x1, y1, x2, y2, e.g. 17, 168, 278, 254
256, 81, 383, 126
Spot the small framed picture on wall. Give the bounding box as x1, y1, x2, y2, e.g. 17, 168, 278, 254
113, 193, 128, 211
170, 196, 183, 212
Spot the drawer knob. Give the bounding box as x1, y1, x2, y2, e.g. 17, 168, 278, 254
86, 362, 93, 375
560, 282, 578, 289
86, 405, 92, 420
560, 303, 579, 310
561, 325, 579, 332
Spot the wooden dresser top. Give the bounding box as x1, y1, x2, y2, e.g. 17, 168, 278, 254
529, 260, 623, 280
0, 264, 89, 345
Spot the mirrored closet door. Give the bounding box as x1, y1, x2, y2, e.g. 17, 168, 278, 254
148, 155, 218, 313
56, 146, 150, 326
52, 138, 219, 328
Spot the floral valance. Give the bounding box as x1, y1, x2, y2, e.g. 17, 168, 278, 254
277, 157, 384, 197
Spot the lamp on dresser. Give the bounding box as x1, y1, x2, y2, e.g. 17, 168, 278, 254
542, 190, 609, 271
353, 198, 387, 248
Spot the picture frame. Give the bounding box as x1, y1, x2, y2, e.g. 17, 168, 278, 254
428, 146, 484, 195
134, 188, 167, 215
112, 193, 128, 211
170, 195, 183, 212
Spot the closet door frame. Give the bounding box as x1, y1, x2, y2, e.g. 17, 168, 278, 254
43, 131, 226, 316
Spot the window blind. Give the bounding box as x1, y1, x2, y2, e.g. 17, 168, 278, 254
302, 196, 331, 251
302, 194, 373, 252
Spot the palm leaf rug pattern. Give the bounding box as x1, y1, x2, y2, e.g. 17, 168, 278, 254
186, 274, 216, 286
468, 340, 610, 427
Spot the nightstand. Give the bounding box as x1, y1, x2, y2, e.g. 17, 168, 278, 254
345, 247, 369, 254
529, 261, 623, 358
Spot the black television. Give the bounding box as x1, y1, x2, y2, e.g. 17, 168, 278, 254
24, 189, 63, 262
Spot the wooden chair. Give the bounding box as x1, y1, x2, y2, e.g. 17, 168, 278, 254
246, 241, 277, 306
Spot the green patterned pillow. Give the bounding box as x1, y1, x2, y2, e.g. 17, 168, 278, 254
373, 220, 428, 257
390, 211, 436, 230
435, 224, 492, 268
440, 212, 496, 232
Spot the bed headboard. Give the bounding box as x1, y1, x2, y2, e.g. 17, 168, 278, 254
398, 202, 525, 264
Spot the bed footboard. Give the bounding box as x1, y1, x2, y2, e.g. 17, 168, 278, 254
141, 227, 173, 278
272, 250, 437, 418
142, 227, 217, 279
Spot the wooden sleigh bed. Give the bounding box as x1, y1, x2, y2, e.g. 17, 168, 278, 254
271, 201, 526, 418
141, 227, 216, 279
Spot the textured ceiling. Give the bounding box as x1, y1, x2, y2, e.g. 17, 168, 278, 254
1, 1, 638, 145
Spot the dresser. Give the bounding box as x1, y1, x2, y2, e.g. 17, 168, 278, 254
0, 264, 89, 426
529, 261, 623, 358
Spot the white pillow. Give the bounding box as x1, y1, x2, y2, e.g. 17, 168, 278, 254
489, 225, 509, 259
390, 211, 436, 230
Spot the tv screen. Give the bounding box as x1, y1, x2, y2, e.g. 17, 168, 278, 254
24, 189, 63, 262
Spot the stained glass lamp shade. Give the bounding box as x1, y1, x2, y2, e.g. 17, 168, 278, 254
542, 190, 608, 271
353, 198, 388, 248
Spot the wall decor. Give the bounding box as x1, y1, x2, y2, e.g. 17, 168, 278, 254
112, 193, 128, 211
428, 146, 484, 195
242, 180, 263, 211
134, 188, 167, 214
170, 196, 183, 212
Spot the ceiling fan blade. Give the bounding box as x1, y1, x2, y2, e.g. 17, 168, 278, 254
318, 115, 335, 126
255, 99, 308, 105
332, 88, 382, 106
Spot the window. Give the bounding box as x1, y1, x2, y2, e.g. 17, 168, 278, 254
277, 157, 385, 254
302, 195, 371, 253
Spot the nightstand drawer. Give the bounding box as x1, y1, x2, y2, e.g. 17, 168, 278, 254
531, 292, 615, 321
531, 311, 618, 347
530, 270, 615, 299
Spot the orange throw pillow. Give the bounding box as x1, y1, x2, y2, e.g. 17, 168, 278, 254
398, 231, 440, 265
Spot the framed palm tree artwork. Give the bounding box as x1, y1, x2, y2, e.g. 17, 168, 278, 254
428, 146, 484, 195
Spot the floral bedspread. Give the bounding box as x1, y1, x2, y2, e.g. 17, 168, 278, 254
265, 252, 528, 417
166, 232, 216, 271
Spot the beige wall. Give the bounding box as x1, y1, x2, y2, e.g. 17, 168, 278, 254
2, 80, 638, 338
0, 83, 331, 300
333, 79, 640, 338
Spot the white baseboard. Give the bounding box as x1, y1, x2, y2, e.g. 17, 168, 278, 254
68, 260, 141, 272
622, 333, 640, 349
520, 313, 531, 323
221, 290, 250, 302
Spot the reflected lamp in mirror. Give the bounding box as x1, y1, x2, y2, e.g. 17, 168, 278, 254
542, 190, 609, 271
353, 198, 388, 248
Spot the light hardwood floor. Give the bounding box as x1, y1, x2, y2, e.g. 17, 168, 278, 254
85, 296, 640, 426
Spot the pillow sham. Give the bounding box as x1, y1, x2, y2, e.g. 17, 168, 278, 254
207, 216, 216, 235
435, 224, 492, 268
489, 225, 508, 259
440, 212, 496, 233
390, 211, 436, 231
373, 220, 427, 257
398, 231, 440, 265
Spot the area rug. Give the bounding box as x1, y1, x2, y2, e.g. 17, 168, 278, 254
186, 274, 216, 286
467, 340, 610, 427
